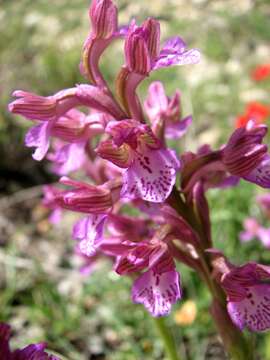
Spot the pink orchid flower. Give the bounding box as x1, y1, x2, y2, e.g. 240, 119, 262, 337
97, 120, 181, 202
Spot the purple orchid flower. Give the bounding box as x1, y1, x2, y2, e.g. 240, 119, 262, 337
124, 21, 200, 75
144, 81, 192, 140
8, 85, 125, 160
55, 176, 122, 256
97, 120, 181, 202
0, 322, 59, 360
222, 121, 270, 188
220, 262, 270, 332
105, 206, 203, 317
114, 227, 182, 317
210, 250, 270, 332
117, 18, 200, 121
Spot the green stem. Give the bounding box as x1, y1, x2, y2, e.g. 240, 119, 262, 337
153, 317, 181, 360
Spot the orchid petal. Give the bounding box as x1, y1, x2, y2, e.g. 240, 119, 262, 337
144, 81, 168, 122
154, 49, 201, 70
132, 268, 181, 317
49, 141, 86, 175
121, 148, 180, 202
73, 214, 107, 256
165, 115, 192, 139
25, 122, 51, 161
227, 285, 270, 332
97, 139, 134, 168
244, 155, 270, 188
160, 36, 187, 55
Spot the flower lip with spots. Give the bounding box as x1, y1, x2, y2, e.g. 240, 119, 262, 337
210, 251, 270, 332
96, 120, 181, 202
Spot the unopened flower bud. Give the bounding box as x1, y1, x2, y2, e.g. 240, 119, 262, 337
89, 0, 118, 39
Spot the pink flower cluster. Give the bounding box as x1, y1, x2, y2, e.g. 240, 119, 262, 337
8, 0, 270, 332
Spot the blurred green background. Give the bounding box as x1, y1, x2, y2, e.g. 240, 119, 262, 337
1, 0, 270, 359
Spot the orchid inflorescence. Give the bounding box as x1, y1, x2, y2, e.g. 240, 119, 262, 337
8, 0, 270, 357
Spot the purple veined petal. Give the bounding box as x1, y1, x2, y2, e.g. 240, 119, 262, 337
25, 121, 52, 161
49, 141, 87, 175
165, 115, 192, 139
132, 268, 182, 317
244, 155, 270, 188
72, 214, 107, 256
121, 147, 180, 202
227, 284, 270, 332
154, 48, 201, 70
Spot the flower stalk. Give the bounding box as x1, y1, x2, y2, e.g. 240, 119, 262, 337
153, 317, 181, 360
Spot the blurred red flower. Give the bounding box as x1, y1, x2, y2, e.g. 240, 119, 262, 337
251, 64, 270, 82
235, 102, 270, 128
